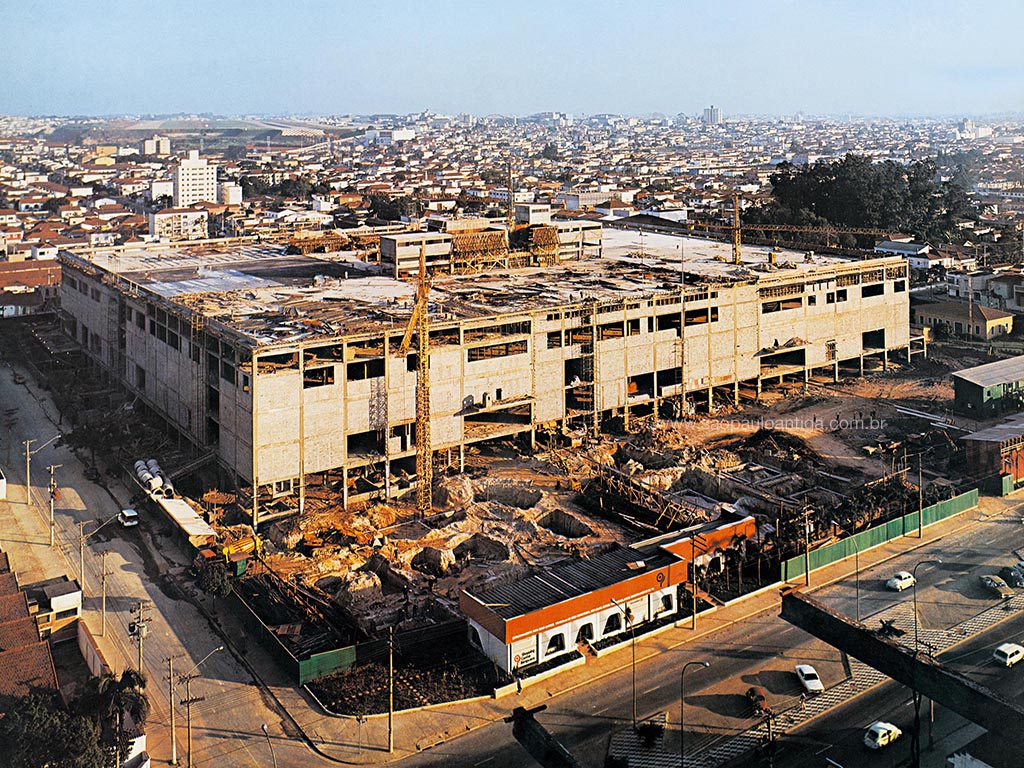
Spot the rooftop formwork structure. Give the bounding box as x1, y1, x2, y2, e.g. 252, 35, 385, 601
58, 232, 919, 528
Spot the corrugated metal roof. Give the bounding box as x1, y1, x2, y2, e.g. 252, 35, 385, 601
468, 545, 678, 619
962, 414, 1024, 444
953, 355, 1024, 388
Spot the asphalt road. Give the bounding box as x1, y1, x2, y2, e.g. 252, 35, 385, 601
7, 354, 1024, 768
401, 502, 1024, 768
0, 362, 325, 768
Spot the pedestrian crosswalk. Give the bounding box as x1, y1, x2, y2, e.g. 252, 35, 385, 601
610, 591, 1024, 767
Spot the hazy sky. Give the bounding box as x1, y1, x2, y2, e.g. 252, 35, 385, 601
4, 0, 1022, 117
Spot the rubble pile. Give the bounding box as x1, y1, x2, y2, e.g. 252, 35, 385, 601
261, 477, 626, 634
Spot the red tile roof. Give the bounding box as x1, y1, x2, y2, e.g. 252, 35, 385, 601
0, 618, 39, 652
0, 572, 20, 596
0, 593, 29, 623
0, 642, 58, 699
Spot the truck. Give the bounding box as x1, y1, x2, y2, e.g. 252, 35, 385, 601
191, 535, 264, 578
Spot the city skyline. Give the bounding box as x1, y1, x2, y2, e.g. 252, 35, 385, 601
5, 0, 1023, 118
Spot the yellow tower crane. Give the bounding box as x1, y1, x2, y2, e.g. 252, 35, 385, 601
732, 193, 742, 265
397, 245, 433, 518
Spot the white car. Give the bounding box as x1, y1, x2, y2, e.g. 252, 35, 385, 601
794, 664, 824, 694
863, 721, 902, 749
885, 571, 916, 591
118, 508, 139, 527
993, 642, 1024, 667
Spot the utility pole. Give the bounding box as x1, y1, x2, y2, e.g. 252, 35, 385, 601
803, 506, 811, 587
918, 459, 924, 538
166, 653, 185, 765
47, 464, 61, 547
79, 521, 87, 592
130, 601, 151, 673
180, 673, 204, 768
178, 646, 222, 768
24, 438, 34, 507
388, 626, 395, 753
100, 551, 112, 636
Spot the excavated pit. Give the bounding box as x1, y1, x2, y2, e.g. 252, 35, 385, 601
537, 509, 594, 538
411, 546, 456, 577
454, 533, 510, 562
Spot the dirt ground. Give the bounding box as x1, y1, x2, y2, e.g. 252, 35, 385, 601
657, 360, 958, 482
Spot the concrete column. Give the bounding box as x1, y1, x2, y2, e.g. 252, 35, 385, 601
859, 355, 864, 377
883, 349, 889, 371
251, 353, 259, 530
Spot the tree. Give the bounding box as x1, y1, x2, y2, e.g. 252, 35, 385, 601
541, 143, 560, 161
369, 194, 421, 221
198, 561, 233, 597
43, 197, 67, 215
752, 153, 976, 243
0, 692, 105, 768
80, 669, 150, 763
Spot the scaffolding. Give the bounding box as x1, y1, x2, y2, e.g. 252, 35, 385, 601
450, 230, 513, 274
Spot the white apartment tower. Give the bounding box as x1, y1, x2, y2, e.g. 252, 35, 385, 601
702, 105, 723, 125
172, 150, 218, 208
141, 134, 171, 156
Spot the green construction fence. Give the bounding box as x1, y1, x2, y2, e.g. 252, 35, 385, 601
782, 489, 979, 582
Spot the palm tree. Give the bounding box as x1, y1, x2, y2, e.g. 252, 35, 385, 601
79, 669, 150, 764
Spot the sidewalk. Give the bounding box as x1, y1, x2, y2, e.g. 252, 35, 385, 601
3, 354, 1016, 766
249, 492, 1014, 765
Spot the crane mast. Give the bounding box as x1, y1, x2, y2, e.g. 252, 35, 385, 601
397, 244, 433, 518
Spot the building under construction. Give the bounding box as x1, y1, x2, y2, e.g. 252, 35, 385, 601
58, 229, 919, 526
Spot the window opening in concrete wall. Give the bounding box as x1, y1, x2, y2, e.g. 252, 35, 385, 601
346, 358, 385, 380
656, 314, 681, 334
304, 366, 336, 388
257, 351, 299, 374
467, 340, 528, 362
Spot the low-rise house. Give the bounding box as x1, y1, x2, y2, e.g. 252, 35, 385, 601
915, 300, 1013, 340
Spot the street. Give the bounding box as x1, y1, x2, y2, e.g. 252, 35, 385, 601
5, 353, 1024, 768
0, 360, 325, 768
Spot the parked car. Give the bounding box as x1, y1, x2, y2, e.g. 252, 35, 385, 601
794, 664, 824, 694
885, 571, 916, 591
746, 685, 770, 715
863, 721, 902, 749
999, 566, 1024, 589
980, 574, 1014, 599
117, 508, 139, 527
993, 642, 1024, 667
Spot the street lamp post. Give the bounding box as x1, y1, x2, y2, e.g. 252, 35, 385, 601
79, 510, 122, 594
831, 520, 860, 622
680, 660, 709, 767
912, 559, 942, 653
47, 463, 61, 547
261, 723, 278, 768
23, 434, 60, 509
609, 598, 637, 730
179, 646, 224, 768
